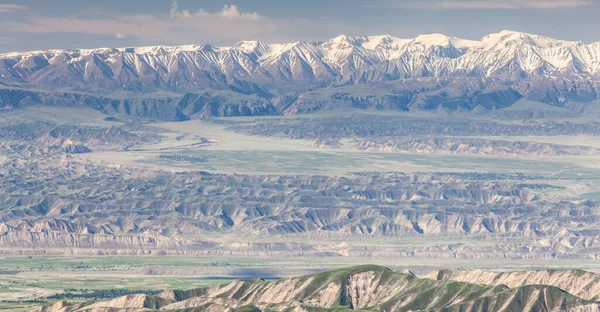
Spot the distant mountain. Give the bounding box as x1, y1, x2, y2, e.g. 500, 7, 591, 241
1, 31, 600, 119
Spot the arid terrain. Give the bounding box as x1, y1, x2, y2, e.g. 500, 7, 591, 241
3, 29, 600, 311
2, 104, 600, 311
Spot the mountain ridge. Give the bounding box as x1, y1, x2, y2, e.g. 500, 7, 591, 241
0, 30, 590, 56
2, 30, 600, 119
35, 265, 600, 312
3, 30, 600, 89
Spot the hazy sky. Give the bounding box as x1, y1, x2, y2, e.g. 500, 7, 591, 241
1, 0, 599, 52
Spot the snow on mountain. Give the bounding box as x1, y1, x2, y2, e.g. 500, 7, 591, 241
1, 31, 600, 93
412, 33, 479, 49
479, 30, 580, 50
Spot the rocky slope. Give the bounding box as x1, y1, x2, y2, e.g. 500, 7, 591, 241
0, 88, 278, 121
427, 269, 600, 301
223, 112, 600, 139
0, 122, 158, 151
2, 31, 600, 119
1, 142, 600, 259
355, 137, 600, 156
36, 265, 600, 311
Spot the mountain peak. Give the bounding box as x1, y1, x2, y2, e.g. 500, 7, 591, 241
497, 29, 526, 36
413, 33, 479, 49
325, 35, 360, 49
414, 33, 452, 46
232, 40, 269, 54
330, 34, 353, 43
482, 30, 578, 49
362, 35, 410, 50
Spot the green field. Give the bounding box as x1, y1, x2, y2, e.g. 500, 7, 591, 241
132, 149, 600, 178
580, 191, 600, 200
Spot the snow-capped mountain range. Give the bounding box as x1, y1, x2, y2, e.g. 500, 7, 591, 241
1, 31, 599, 119
2, 30, 600, 90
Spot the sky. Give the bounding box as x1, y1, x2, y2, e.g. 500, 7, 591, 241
1, 0, 599, 52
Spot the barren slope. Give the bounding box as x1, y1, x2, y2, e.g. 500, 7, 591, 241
35, 265, 600, 312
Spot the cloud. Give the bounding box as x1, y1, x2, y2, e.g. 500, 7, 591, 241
0, 4, 26, 13
2, 2, 274, 44
0, 2, 347, 46
169, 1, 260, 20
371, 0, 596, 9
